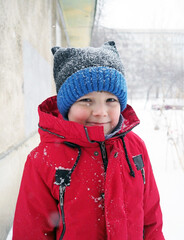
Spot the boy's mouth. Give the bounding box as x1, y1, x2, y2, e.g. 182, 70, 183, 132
86, 122, 110, 126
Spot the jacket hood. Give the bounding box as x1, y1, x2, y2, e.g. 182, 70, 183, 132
38, 96, 140, 145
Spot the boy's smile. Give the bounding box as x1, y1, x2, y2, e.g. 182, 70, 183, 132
68, 91, 121, 135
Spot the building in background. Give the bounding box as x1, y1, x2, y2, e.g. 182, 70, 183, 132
0, 0, 97, 239
91, 26, 184, 101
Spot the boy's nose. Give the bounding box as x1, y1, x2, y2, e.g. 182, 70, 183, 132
92, 104, 108, 117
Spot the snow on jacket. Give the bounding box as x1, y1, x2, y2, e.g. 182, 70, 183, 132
13, 96, 165, 240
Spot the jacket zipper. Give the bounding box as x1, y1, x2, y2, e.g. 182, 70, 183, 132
99, 141, 108, 172
56, 142, 82, 240
59, 185, 66, 240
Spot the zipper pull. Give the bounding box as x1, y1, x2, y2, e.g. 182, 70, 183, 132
141, 168, 146, 184
59, 185, 66, 206
133, 154, 146, 184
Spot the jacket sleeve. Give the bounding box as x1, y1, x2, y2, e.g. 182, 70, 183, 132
13, 152, 59, 240
143, 144, 165, 240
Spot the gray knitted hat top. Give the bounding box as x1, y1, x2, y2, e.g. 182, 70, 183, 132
51, 41, 127, 117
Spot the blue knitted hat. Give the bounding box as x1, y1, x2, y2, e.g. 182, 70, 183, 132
51, 41, 127, 118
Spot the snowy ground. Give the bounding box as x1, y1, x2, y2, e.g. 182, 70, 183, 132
131, 98, 184, 240
6, 99, 184, 240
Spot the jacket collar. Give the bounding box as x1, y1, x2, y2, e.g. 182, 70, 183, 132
38, 96, 140, 145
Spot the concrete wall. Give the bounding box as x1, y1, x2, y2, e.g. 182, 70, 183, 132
0, 0, 67, 239
0, 134, 40, 239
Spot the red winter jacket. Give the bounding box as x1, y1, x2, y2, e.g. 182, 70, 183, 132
13, 96, 165, 240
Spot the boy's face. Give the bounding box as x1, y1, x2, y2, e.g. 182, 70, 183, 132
68, 91, 121, 135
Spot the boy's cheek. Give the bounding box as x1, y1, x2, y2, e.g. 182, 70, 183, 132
68, 107, 89, 124
111, 110, 121, 125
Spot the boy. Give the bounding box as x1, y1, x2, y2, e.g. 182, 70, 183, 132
13, 41, 165, 239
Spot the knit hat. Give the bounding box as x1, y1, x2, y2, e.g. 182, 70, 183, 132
51, 41, 127, 118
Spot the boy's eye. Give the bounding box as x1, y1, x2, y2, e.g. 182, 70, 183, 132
78, 98, 91, 102
106, 98, 118, 102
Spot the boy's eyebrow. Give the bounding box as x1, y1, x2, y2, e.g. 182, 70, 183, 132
77, 96, 91, 100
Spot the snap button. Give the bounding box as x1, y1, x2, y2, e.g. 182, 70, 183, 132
114, 152, 118, 158
94, 151, 99, 156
